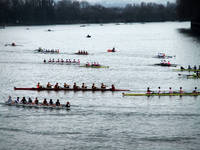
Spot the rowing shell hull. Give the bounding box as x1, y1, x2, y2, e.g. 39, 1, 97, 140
14, 87, 130, 92
80, 65, 109, 68
174, 69, 200, 72
154, 63, 177, 67
122, 93, 200, 96
3, 103, 70, 110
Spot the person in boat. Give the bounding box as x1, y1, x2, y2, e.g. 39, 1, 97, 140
101, 83, 106, 89
112, 47, 115, 52
193, 87, 198, 93
47, 82, 52, 88
43, 59, 46, 63
188, 65, 191, 70
11, 42, 16, 46
49, 99, 53, 105
179, 87, 183, 94
82, 83, 87, 89
86, 62, 90, 67
61, 59, 64, 63
73, 82, 79, 90
180, 66, 185, 70
158, 87, 161, 94
43, 98, 48, 105
65, 101, 70, 108
48, 58, 51, 63
7, 96, 12, 104
21, 97, 27, 104
34, 97, 39, 105
169, 87, 173, 94
194, 65, 197, 70
199, 65, 200, 70
54, 83, 59, 89
37, 82, 41, 88
167, 61, 171, 65
56, 99, 60, 106
15, 97, 20, 103
77, 59, 80, 64
52, 58, 55, 62
146, 87, 151, 94
92, 83, 97, 90
111, 84, 115, 91
28, 97, 32, 104
64, 83, 70, 88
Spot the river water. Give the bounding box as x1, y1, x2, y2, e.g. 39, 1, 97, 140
0, 22, 200, 150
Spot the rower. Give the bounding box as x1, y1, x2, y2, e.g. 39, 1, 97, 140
167, 61, 171, 65
65, 101, 70, 108
28, 97, 32, 104
37, 82, 40, 88
11, 42, 16, 46
52, 58, 55, 62
43, 59, 46, 63
82, 83, 87, 89
193, 87, 197, 93
194, 65, 197, 70
92, 83, 96, 90
179, 87, 183, 94
112, 47, 115, 52
169, 87, 173, 94
43, 98, 48, 105
158, 87, 161, 94
146, 87, 151, 94
47, 82, 52, 88
49, 99, 53, 105
199, 65, 200, 70
101, 83, 106, 89
48, 58, 51, 63
78, 59, 80, 64
34, 97, 39, 105
7, 96, 12, 104
180, 66, 185, 70
188, 65, 191, 70
73, 82, 77, 89
54, 83, 59, 89
56, 99, 60, 106
64, 83, 70, 88
15, 97, 20, 103
111, 84, 115, 91
21, 97, 27, 104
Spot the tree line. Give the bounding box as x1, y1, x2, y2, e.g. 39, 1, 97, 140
0, 0, 177, 25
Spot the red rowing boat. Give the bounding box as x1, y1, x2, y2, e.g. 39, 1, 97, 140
14, 87, 130, 92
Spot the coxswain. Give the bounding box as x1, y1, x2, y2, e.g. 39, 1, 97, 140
169, 87, 173, 94
193, 87, 198, 93
54, 83, 59, 89
92, 83, 96, 90
15, 97, 20, 103
111, 84, 115, 91
180, 66, 185, 70
37, 82, 40, 88
43, 98, 48, 105
101, 83, 106, 89
21, 97, 27, 104
65, 101, 70, 108
34, 97, 39, 105
43, 59, 46, 63
179, 87, 183, 94
82, 83, 87, 89
56, 99, 60, 106
49, 99, 53, 105
28, 97, 32, 104
146, 87, 151, 94
158, 87, 161, 94
188, 65, 191, 70
7, 96, 12, 104
47, 82, 52, 88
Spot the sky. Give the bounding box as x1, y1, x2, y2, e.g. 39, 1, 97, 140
79, 0, 176, 7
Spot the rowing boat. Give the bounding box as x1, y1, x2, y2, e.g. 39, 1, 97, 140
44, 61, 80, 65
174, 69, 200, 72
3, 102, 70, 110
154, 63, 177, 67
122, 92, 200, 96
74, 53, 88, 55
178, 73, 200, 79
80, 65, 109, 68
14, 87, 129, 92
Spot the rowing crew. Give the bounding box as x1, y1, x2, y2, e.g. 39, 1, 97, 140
37, 82, 115, 90
180, 65, 200, 70
147, 87, 198, 94
7, 96, 70, 107
86, 62, 101, 67
37, 47, 59, 53
44, 59, 80, 64
76, 50, 88, 55
160, 60, 171, 65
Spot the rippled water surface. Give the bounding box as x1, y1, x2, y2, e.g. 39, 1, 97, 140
0, 22, 200, 150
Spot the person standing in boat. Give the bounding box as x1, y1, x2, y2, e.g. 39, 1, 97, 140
56, 99, 60, 106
